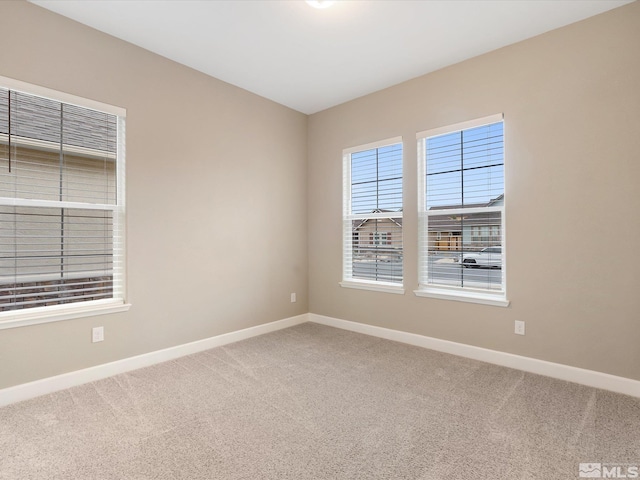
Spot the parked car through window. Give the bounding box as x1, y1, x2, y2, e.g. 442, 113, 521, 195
462, 246, 502, 269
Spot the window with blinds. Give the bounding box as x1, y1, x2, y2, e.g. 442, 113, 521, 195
417, 114, 506, 304
0, 82, 126, 320
342, 138, 403, 290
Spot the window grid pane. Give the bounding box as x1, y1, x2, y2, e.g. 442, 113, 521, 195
425, 212, 502, 291
351, 218, 403, 283
426, 122, 503, 209
351, 144, 402, 214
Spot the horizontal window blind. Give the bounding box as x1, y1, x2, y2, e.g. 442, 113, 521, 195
0, 86, 124, 314
351, 144, 403, 214
0, 207, 114, 310
0, 89, 117, 204
418, 116, 505, 294
344, 139, 403, 285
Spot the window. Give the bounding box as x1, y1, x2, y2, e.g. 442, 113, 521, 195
416, 114, 507, 306
372, 232, 390, 246
341, 137, 403, 294
0, 77, 128, 328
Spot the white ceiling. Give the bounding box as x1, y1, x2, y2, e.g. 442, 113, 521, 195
31, 0, 632, 114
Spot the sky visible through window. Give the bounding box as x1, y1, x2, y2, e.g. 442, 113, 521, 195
426, 122, 504, 209
351, 143, 403, 214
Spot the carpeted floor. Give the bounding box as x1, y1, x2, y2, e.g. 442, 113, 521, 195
1, 322, 639, 479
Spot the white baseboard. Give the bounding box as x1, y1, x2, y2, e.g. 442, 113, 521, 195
0, 313, 309, 407
309, 313, 640, 398
4, 311, 638, 407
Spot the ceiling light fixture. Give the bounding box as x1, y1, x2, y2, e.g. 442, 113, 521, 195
305, 0, 336, 9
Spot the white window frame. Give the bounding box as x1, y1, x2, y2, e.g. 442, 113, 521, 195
0, 76, 130, 329
340, 136, 404, 295
415, 114, 508, 307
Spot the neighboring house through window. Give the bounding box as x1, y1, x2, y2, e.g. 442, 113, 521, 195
341, 137, 403, 294
416, 114, 508, 306
0, 77, 128, 328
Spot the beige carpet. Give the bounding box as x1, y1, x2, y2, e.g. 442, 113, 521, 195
1, 323, 639, 479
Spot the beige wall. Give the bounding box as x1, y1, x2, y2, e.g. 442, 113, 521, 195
0, 1, 308, 389
308, 2, 640, 380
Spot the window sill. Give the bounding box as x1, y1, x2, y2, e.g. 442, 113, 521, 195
340, 280, 405, 295
414, 287, 509, 307
0, 300, 131, 330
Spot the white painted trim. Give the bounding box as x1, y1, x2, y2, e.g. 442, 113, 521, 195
309, 313, 640, 398
0, 300, 131, 330
423, 205, 503, 217
343, 135, 403, 156
0, 133, 117, 160
0, 313, 308, 407
414, 288, 509, 307
5, 311, 637, 407
0, 270, 115, 286
0, 196, 116, 211
340, 280, 405, 295
0, 75, 126, 117
416, 113, 503, 140
346, 211, 404, 221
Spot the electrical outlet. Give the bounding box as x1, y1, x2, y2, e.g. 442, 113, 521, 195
290, 292, 296, 303
514, 320, 525, 336
92, 326, 104, 343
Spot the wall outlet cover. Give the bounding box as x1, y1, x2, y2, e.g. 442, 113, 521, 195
92, 326, 104, 343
